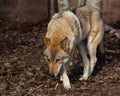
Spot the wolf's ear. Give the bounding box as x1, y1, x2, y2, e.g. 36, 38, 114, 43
60, 37, 69, 52
44, 37, 50, 46
60, 37, 67, 45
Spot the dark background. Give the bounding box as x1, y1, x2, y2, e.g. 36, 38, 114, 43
0, 0, 120, 24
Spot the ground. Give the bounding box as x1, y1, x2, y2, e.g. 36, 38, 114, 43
0, 20, 120, 96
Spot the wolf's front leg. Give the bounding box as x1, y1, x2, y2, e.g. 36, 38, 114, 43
60, 64, 71, 90
62, 71, 71, 89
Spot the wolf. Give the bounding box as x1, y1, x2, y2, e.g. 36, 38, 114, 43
44, 0, 105, 89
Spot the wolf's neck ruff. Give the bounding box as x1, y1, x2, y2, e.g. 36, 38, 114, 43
47, 11, 82, 47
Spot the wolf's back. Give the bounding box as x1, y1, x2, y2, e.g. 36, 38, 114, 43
86, 0, 103, 10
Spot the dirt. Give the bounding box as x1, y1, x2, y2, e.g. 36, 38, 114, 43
0, 19, 120, 96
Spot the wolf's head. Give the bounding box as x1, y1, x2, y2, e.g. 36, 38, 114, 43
44, 37, 70, 76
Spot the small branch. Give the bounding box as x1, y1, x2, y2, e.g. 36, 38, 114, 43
106, 49, 120, 54
104, 24, 116, 32
55, 82, 59, 90
104, 24, 120, 39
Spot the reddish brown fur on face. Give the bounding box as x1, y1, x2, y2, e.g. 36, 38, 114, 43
49, 62, 58, 74
44, 40, 69, 75
45, 44, 62, 74
44, 37, 50, 47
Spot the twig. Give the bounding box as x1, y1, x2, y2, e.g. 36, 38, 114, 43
55, 82, 59, 90
106, 49, 120, 54
104, 24, 116, 32
36, 85, 43, 89
104, 24, 120, 39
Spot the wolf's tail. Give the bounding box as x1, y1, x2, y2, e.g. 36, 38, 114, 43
97, 41, 106, 66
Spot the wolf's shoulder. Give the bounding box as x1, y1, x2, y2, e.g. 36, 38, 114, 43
52, 11, 75, 19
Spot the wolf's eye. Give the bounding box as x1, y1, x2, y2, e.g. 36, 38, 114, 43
45, 56, 50, 62
47, 58, 50, 62
56, 59, 60, 63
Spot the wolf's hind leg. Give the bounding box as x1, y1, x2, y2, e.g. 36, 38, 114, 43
78, 41, 90, 80
87, 31, 103, 75
88, 44, 97, 76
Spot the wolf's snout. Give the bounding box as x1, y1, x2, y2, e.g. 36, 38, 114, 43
49, 73, 54, 77
49, 71, 58, 77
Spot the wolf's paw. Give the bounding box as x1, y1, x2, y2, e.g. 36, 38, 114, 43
60, 76, 63, 81
79, 75, 89, 81
62, 75, 71, 90
64, 83, 71, 90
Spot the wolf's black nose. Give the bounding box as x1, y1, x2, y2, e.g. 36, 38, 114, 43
49, 73, 54, 77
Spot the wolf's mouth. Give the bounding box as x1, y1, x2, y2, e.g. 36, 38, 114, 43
53, 63, 62, 77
